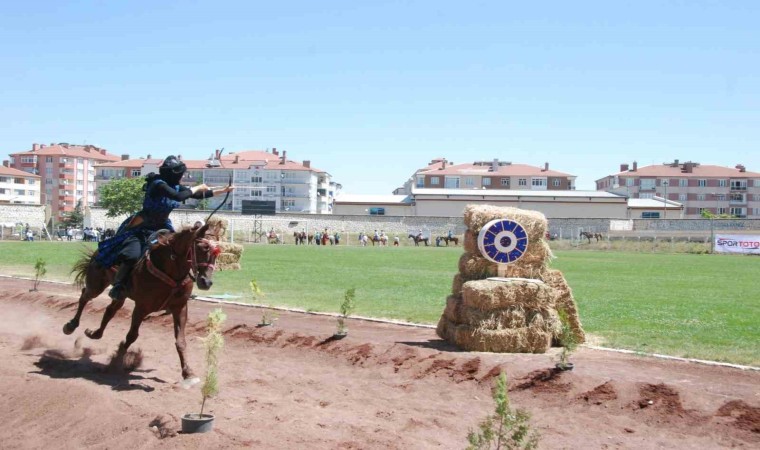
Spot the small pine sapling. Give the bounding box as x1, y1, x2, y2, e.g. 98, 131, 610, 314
199, 308, 226, 418
557, 309, 578, 370
466, 372, 540, 450
31, 258, 47, 292
250, 279, 276, 326
336, 288, 356, 336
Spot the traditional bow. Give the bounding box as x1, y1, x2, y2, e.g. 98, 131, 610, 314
206, 149, 233, 223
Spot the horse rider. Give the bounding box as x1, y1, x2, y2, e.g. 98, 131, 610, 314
96, 155, 234, 302
448, 229, 454, 240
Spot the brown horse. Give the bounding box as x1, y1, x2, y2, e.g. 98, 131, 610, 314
408, 234, 429, 246
439, 236, 459, 246
580, 231, 603, 243
62, 223, 220, 381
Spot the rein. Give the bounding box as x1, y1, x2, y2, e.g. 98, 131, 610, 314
145, 237, 219, 289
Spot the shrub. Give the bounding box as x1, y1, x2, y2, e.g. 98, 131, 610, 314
466, 372, 540, 449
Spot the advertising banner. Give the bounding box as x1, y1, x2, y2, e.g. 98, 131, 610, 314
714, 234, 760, 255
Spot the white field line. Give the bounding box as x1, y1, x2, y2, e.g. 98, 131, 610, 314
5, 276, 759, 372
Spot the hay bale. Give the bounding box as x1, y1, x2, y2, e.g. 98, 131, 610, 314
462, 279, 553, 311
216, 253, 240, 265
543, 269, 586, 343
452, 274, 465, 296
443, 295, 465, 324
206, 217, 228, 240
217, 262, 241, 271
457, 252, 497, 279
218, 242, 243, 256
463, 205, 547, 242
436, 319, 552, 353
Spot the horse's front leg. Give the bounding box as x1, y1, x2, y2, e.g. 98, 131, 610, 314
85, 297, 126, 339
64, 266, 110, 335
114, 305, 148, 361
171, 302, 195, 380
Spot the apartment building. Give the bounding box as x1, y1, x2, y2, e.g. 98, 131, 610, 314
8, 143, 120, 220
596, 160, 760, 218
0, 164, 41, 204
95, 148, 337, 214
398, 158, 576, 194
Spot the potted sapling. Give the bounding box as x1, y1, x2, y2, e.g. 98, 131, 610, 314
250, 279, 276, 327
334, 288, 356, 339
555, 309, 578, 371
31, 258, 47, 292
182, 308, 226, 433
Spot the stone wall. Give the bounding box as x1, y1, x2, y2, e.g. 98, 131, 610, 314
0, 204, 48, 239
84, 207, 760, 243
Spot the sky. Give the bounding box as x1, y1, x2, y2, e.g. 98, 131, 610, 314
1, 1, 759, 193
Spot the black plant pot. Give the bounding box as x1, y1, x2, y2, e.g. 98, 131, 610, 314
555, 362, 574, 371
332, 332, 348, 340
181, 413, 215, 433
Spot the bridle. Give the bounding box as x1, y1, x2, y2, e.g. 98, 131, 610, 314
145, 236, 220, 290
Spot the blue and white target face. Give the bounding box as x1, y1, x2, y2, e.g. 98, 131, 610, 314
477, 219, 529, 264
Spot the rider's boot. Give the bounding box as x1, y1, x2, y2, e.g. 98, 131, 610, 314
108, 262, 133, 301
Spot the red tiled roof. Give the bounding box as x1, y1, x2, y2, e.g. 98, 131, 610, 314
0, 166, 40, 178
611, 164, 760, 178
11, 144, 120, 162
419, 162, 573, 178
95, 158, 163, 169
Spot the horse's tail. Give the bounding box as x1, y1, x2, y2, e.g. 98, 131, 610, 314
71, 249, 98, 288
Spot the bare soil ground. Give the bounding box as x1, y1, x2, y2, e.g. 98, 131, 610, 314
0, 278, 758, 449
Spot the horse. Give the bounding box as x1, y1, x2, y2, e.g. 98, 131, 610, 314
439, 236, 459, 246
408, 234, 430, 247
293, 231, 308, 245
267, 231, 282, 244
580, 231, 603, 243
370, 234, 388, 246
62, 223, 220, 382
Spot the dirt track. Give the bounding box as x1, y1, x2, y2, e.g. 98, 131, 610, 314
0, 278, 758, 449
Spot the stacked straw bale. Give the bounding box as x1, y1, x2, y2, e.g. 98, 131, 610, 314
206, 218, 243, 271
436, 205, 585, 352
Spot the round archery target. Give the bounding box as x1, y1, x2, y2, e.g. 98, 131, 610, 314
477, 219, 529, 264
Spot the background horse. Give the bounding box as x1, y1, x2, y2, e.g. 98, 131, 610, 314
439, 236, 459, 246
580, 231, 603, 243
62, 223, 220, 381
408, 234, 430, 246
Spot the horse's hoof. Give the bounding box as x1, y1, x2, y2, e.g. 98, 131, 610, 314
84, 329, 103, 340
180, 377, 200, 389
62, 322, 77, 335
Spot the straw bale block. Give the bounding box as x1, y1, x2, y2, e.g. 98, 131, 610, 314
436, 319, 552, 353
463, 205, 547, 241
217, 253, 240, 265
218, 242, 243, 256
217, 262, 241, 271
462, 279, 553, 311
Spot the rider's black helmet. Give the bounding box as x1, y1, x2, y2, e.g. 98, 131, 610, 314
159, 155, 187, 175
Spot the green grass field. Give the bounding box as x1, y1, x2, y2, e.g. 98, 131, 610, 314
1, 241, 757, 366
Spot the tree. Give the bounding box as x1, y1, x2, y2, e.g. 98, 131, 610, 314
63, 199, 85, 228
98, 177, 145, 218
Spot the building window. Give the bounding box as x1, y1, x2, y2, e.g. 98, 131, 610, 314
552, 179, 561, 187
730, 180, 747, 190
698, 179, 707, 187
717, 207, 727, 215
698, 208, 708, 215
679, 179, 687, 187
518, 178, 527, 187
625, 178, 634, 187
282, 199, 295, 208
131, 169, 141, 177
640, 179, 656, 190
639, 192, 654, 199
641, 212, 660, 219
46, 179, 53, 185
755, 180, 760, 187
697, 194, 706, 201
753, 208, 760, 216
678, 194, 687, 201
251, 176, 263, 183
482, 178, 491, 186
45, 157, 53, 163
266, 185, 277, 193
730, 207, 746, 217
251, 190, 262, 197
464, 176, 475, 187
716, 194, 726, 201
531, 178, 547, 188
369, 207, 385, 216
416, 176, 424, 188
718, 179, 727, 187
500, 178, 510, 186
430, 177, 440, 186
753, 194, 760, 202
444, 177, 460, 189
45, 167, 52, 174
21, 156, 36, 163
